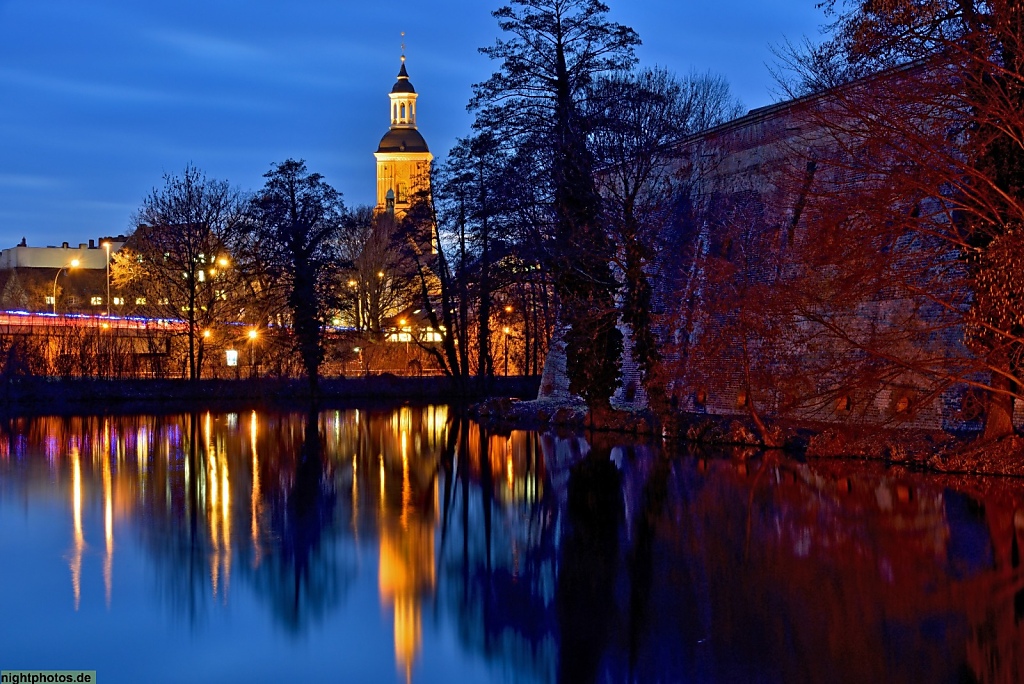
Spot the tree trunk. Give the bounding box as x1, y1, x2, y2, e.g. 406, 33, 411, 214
984, 370, 1017, 440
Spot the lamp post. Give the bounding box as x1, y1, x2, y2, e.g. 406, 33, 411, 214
102, 241, 111, 317
503, 326, 511, 376
52, 259, 80, 314
248, 328, 258, 378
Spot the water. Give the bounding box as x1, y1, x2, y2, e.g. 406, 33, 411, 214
0, 407, 1022, 683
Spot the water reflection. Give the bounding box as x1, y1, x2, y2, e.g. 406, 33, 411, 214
69, 445, 83, 611
5, 411, 1024, 682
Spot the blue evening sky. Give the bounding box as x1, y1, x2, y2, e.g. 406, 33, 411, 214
0, 0, 825, 248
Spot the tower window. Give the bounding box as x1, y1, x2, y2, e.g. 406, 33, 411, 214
400, 103, 406, 119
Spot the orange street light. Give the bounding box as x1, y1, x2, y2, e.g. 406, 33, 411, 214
248, 328, 259, 378
102, 242, 111, 317
503, 327, 511, 376
52, 258, 81, 314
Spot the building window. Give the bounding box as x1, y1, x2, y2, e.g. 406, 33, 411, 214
159, 298, 169, 306
45, 295, 55, 305
68, 296, 78, 305
113, 297, 125, 306
90, 296, 103, 306
135, 297, 147, 305
198, 270, 205, 282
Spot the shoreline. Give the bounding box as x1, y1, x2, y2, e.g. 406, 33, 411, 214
0, 375, 541, 417
470, 396, 1024, 477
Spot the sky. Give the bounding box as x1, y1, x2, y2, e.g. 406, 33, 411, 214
0, 0, 825, 248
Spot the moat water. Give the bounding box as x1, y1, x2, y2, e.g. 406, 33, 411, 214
1, 406, 1022, 683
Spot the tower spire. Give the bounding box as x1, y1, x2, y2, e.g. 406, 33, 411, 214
375, 43, 432, 214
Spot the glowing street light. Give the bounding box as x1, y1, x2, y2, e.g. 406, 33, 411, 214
52, 258, 80, 314
248, 328, 259, 378
102, 241, 111, 317
503, 326, 511, 376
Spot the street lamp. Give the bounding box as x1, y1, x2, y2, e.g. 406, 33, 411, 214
102, 241, 111, 317
52, 259, 80, 314
248, 328, 259, 378
353, 346, 364, 377
503, 326, 511, 376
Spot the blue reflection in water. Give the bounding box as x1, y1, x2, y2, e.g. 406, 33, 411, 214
0, 411, 1021, 683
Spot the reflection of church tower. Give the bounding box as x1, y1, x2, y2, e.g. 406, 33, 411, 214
375, 55, 432, 215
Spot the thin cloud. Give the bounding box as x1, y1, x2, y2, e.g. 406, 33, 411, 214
146, 28, 271, 64
0, 67, 176, 104
0, 173, 62, 189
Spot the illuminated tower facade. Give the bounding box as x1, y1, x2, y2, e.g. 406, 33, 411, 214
374, 56, 432, 215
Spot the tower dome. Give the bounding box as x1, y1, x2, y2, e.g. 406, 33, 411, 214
374, 56, 432, 212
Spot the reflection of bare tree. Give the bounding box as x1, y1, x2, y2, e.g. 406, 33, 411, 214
245, 409, 353, 633
557, 448, 624, 683
434, 421, 566, 683
142, 414, 219, 628
130, 411, 356, 634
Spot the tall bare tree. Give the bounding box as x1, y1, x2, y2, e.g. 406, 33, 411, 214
588, 67, 743, 413
248, 159, 344, 394
129, 165, 247, 380
471, 0, 640, 409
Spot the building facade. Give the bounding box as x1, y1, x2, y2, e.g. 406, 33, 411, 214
0, 236, 126, 314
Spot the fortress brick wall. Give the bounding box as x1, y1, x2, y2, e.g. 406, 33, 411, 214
602, 80, 1024, 432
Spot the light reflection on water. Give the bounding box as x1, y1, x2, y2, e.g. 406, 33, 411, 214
1, 409, 1024, 683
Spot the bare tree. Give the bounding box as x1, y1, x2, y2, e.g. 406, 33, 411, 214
588, 67, 743, 413
129, 165, 247, 380
248, 159, 345, 393
337, 206, 416, 336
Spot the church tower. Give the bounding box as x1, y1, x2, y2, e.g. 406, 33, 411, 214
375, 54, 432, 215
